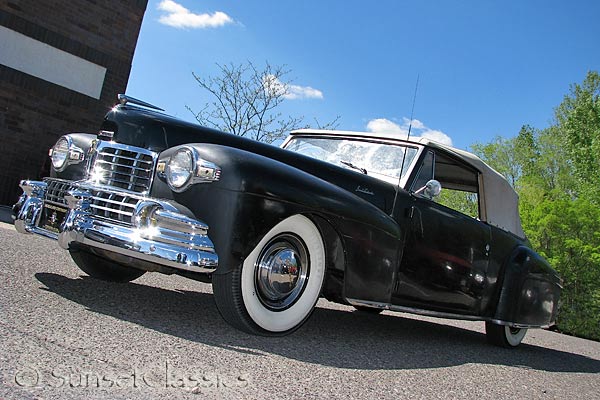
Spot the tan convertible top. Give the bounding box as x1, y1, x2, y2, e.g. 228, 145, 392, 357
415, 138, 525, 238
289, 129, 526, 239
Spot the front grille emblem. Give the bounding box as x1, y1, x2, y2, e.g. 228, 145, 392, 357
99, 130, 115, 139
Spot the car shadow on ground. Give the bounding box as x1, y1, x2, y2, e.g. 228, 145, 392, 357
35, 272, 600, 373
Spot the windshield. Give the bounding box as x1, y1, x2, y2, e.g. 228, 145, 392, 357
284, 136, 419, 184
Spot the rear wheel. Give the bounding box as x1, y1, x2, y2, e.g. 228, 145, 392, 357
213, 215, 326, 335
69, 248, 146, 283
485, 321, 527, 348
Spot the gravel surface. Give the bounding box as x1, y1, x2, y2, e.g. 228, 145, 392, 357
1, 220, 599, 399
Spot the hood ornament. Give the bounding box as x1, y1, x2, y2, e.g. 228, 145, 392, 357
117, 94, 164, 111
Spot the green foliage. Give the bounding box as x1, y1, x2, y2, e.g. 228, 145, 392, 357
473, 71, 600, 340
437, 190, 479, 219
521, 196, 600, 339
517, 125, 575, 195
554, 71, 600, 200
471, 136, 521, 187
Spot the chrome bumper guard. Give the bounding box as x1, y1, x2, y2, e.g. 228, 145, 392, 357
14, 180, 218, 274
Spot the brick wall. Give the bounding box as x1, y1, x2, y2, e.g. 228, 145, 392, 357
0, 0, 148, 205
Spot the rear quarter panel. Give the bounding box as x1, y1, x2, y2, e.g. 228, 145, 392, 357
493, 240, 562, 327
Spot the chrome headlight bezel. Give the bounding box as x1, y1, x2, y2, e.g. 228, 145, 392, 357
165, 147, 221, 193
49, 135, 85, 172
50, 137, 70, 170
166, 148, 194, 191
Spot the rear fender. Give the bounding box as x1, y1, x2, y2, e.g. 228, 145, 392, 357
493, 246, 562, 327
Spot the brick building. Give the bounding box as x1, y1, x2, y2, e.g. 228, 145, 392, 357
0, 0, 148, 205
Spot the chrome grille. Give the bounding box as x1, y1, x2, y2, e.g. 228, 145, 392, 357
44, 179, 72, 205
40, 143, 156, 227
43, 178, 140, 226
89, 190, 138, 225
92, 142, 156, 194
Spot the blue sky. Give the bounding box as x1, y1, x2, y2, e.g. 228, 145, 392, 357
127, 0, 600, 150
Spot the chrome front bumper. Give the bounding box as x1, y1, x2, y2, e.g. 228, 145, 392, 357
14, 180, 218, 274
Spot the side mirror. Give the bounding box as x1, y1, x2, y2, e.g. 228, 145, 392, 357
415, 179, 442, 200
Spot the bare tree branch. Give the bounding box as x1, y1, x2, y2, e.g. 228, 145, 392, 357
311, 116, 341, 130
188, 61, 340, 144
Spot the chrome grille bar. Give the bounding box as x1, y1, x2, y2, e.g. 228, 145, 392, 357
92, 142, 157, 194
94, 160, 153, 172
88, 190, 138, 225
44, 179, 72, 205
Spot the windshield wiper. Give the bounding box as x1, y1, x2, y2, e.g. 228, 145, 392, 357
341, 160, 368, 175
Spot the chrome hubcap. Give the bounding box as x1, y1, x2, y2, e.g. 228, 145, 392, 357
255, 234, 309, 310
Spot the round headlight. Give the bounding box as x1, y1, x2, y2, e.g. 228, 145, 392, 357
166, 148, 194, 190
51, 137, 70, 170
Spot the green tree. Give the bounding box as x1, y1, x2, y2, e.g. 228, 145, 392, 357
472, 125, 574, 196
471, 136, 521, 187
521, 197, 600, 339
471, 71, 600, 340
519, 125, 575, 197
554, 71, 600, 201
437, 190, 479, 219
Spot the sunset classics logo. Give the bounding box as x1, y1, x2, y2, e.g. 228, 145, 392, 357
13, 361, 250, 391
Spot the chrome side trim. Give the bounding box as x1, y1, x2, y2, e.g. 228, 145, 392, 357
347, 298, 389, 310
347, 298, 550, 329
388, 304, 483, 321
14, 180, 218, 274
490, 319, 551, 330
347, 298, 483, 321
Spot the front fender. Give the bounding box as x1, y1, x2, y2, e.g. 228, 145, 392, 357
152, 144, 401, 285
494, 245, 562, 327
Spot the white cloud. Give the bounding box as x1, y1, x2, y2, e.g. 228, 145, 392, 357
366, 118, 407, 136
157, 0, 233, 29
402, 117, 425, 130
285, 84, 323, 100
263, 74, 324, 100
419, 129, 453, 145
366, 118, 453, 146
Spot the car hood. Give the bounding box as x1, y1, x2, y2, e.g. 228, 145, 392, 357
100, 105, 399, 214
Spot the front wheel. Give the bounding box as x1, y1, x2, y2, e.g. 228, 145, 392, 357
212, 215, 326, 335
485, 322, 527, 348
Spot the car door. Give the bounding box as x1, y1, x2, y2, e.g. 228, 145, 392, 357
392, 149, 491, 316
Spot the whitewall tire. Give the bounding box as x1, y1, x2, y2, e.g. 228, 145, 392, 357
485, 321, 528, 348
213, 214, 326, 335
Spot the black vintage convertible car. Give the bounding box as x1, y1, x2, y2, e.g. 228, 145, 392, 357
14, 95, 561, 347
